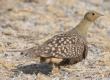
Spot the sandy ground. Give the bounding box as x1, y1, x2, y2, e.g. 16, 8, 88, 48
0, 0, 110, 80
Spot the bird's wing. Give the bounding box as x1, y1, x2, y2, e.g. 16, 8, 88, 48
21, 45, 41, 58
21, 32, 87, 59
38, 32, 86, 59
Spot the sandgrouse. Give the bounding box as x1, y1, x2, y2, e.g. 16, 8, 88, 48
21, 11, 103, 74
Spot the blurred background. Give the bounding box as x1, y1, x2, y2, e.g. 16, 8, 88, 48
0, 0, 110, 80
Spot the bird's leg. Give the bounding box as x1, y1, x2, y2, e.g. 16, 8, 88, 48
51, 64, 60, 75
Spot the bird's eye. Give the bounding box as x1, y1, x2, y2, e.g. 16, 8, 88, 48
92, 13, 95, 15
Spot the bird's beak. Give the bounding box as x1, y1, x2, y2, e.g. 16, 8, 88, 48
99, 13, 104, 16
96, 13, 104, 18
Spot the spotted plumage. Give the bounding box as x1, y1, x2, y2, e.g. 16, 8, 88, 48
38, 30, 86, 59
21, 11, 103, 74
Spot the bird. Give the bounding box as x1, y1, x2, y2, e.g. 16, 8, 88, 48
21, 11, 103, 74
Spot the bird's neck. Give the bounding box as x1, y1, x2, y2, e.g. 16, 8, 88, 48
74, 18, 93, 36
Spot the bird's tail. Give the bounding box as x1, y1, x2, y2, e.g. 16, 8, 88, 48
20, 45, 40, 58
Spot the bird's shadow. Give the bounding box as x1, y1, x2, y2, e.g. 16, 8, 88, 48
12, 63, 53, 76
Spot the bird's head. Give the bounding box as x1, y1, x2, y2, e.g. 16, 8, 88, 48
84, 11, 103, 22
